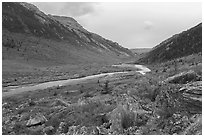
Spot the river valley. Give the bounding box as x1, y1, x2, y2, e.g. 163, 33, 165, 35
3, 64, 151, 97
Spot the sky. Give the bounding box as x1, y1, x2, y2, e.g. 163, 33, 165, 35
32, 2, 202, 49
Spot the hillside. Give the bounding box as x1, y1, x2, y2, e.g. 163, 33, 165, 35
2, 2, 134, 67
138, 23, 202, 64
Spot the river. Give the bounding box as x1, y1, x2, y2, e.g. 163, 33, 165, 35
2, 64, 151, 97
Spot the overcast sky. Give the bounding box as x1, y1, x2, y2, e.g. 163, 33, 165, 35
32, 2, 202, 49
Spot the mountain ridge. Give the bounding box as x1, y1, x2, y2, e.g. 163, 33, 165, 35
2, 2, 135, 67
138, 23, 202, 64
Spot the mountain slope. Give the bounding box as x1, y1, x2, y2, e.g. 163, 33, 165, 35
2, 2, 134, 67
138, 23, 202, 63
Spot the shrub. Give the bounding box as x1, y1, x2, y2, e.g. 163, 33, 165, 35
101, 81, 110, 94
28, 99, 36, 106
148, 86, 160, 102
83, 92, 93, 98
53, 91, 57, 96
162, 68, 167, 72
121, 108, 136, 129
135, 83, 160, 102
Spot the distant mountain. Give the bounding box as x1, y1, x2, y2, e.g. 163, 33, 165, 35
2, 2, 134, 66
138, 23, 202, 64
130, 48, 151, 55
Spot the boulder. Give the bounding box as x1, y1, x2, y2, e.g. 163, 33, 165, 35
179, 81, 202, 101
26, 114, 47, 127
96, 126, 109, 135
165, 70, 201, 84
178, 81, 202, 113
108, 106, 124, 133
180, 81, 202, 101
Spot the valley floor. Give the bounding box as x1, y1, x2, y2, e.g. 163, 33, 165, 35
2, 62, 135, 88
2, 53, 202, 135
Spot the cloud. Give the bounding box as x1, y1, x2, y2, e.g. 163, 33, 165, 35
60, 2, 98, 17
144, 20, 154, 30
32, 2, 99, 17
32, 2, 201, 49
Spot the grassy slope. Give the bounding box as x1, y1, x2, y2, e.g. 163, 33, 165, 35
2, 2, 134, 68
2, 30, 135, 87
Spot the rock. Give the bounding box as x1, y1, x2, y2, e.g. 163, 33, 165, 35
66, 125, 81, 135
96, 126, 109, 135
2, 102, 9, 108
27, 125, 44, 134
123, 126, 140, 135
66, 125, 99, 135
56, 122, 66, 134
179, 81, 202, 95
20, 113, 30, 121
108, 105, 136, 133
108, 106, 125, 133
180, 81, 202, 101
178, 81, 202, 113
64, 90, 69, 94
43, 126, 55, 135
26, 114, 47, 127
95, 113, 109, 125
165, 70, 200, 84
11, 116, 18, 121
171, 125, 182, 134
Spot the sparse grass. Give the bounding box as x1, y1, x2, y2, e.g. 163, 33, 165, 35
2, 62, 133, 87
2, 53, 202, 135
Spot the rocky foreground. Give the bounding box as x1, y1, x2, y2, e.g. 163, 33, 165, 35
2, 63, 202, 135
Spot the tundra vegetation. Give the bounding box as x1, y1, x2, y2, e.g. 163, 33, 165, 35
2, 53, 202, 135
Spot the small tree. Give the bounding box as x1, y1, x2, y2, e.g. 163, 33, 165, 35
101, 80, 110, 94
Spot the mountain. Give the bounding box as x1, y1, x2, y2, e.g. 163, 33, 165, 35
130, 48, 151, 55
138, 23, 202, 64
2, 2, 134, 67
